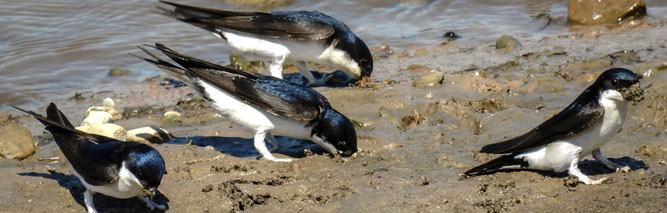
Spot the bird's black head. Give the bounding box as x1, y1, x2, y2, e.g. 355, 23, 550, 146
312, 108, 358, 157
334, 35, 373, 80
595, 68, 643, 102
125, 145, 166, 192
353, 37, 374, 79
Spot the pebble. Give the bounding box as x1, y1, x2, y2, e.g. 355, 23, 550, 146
163, 111, 184, 122
495, 35, 522, 50
80, 111, 113, 126
413, 72, 444, 87
108, 67, 130, 77
127, 126, 173, 144
76, 123, 128, 141
0, 122, 36, 160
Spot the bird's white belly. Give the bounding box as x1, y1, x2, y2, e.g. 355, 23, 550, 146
197, 80, 311, 140
517, 91, 628, 172
73, 162, 144, 199
221, 31, 330, 63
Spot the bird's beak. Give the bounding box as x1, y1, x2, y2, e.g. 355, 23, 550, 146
143, 187, 157, 198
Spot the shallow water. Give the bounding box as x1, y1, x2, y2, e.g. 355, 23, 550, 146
1, 0, 666, 109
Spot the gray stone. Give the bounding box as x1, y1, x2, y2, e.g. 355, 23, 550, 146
496, 35, 522, 50
413, 72, 444, 87
108, 67, 130, 77
0, 122, 36, 160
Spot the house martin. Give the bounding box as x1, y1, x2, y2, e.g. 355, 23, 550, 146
465, 68, 644, 185
13, 103, 167, 213
133, 43, 358, 162
157, 0, 373, 86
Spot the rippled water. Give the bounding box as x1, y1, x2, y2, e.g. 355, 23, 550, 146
1, 0, 666, 109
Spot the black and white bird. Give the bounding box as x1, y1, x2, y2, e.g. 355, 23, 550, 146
465, 68, 644, 185
157, 0, 373, 86
133, 43, 358, 162
13, 103, 167, 213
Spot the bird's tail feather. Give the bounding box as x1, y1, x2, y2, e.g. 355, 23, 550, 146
134, 43, 257, 79
12, 103, 74, 133
131, 45, 191, 83
157, 0, 256, 34
464, 154, 525, 176
12, 103, 112, 144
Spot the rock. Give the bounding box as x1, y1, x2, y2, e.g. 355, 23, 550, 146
383, 143, 403, 150
413, 72, 444, 87
0, 122, 36, 160
102, 98, 115, 108
350, 116, 377, 130
163, 111, 184, 122
81, 111, 113, 126
86, 106, 122, 121
568, 0, 647, 25
76, 123, 127, 141
495, 35, 522, 50
127, 126, 173, 144
108, 67, 130, 77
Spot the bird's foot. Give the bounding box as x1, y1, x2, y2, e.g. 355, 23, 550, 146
585, 177, 608, 185
616, 166, 631, 173
265, 156, 293, 162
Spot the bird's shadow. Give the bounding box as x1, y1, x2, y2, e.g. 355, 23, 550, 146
17, 170, 169, 213
167, 135, 329, 159
468, 157, 648, 180
282, 70, 358, 87
532, 157, 647, 178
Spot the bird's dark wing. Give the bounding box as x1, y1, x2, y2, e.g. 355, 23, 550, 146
193, 68, 327, 122
13, 103, 122, 185
141, 43, 328, 122
480, 89, 604, 154
159, 0, 335, 40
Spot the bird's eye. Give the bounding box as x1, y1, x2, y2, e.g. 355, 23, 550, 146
612, 79, 619, 86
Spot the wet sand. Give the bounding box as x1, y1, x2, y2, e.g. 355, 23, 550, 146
1, 17, 666, 213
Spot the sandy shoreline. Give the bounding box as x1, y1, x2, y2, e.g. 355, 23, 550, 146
1, 17, 666, 212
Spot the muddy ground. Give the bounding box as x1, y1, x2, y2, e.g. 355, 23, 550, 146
1, 18, 666, 213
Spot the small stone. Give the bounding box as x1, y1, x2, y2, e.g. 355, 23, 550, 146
496, 35, 522, 50
568, 0, 647, 25
413, 72, 444, 87
127, 126, 173, 144
0, 122, 36, 160
102, 98, 115, 108
384, 143, 403, 150
86, 106, 122, 121
350, 116, 377, 130
108, 67, 130, 77
163, 111, 184, 122
80, 111, 113, 126
76, 123, 127, 141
